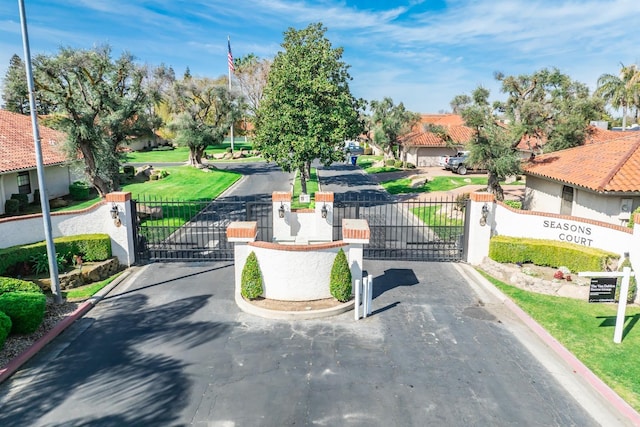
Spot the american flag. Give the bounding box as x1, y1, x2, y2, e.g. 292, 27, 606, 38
227, 37, 234, 73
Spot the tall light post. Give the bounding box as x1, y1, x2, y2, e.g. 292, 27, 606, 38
18, 0, 62, 303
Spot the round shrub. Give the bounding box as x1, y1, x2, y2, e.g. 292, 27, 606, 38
0, 292, 46, 334
394, 160, 403, 168
241, 252, 263, 300
406, 163, 416, 169
0, 311, 11, 350
330, 249, 352, 302
4, 199, 20, 215
0, 277, 42, 295
385, 159, 395, 167
69, 181, 91, 201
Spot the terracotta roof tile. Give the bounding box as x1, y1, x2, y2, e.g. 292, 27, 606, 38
523, 133, 640, 193
0, 109, 68, 174
400, 124, 474, 147
419, 114, 466, 126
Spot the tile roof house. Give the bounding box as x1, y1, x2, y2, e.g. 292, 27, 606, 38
523, 132, 640, 226
0, 109, 81, 215
398, 114, 475, 167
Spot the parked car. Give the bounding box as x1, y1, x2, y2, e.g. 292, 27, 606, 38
444, 151, 472, 174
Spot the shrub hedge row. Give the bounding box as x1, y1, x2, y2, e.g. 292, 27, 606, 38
0, 234, 112, 276
0, 277, 42, 295
488, 236, 619, 272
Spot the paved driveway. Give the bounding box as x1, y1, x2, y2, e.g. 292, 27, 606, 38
0, 261, 626, 426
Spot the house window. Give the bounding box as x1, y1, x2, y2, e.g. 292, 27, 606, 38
560, 185, 573, 216
17, 171, 31, 194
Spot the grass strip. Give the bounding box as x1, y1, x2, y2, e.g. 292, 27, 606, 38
478, 270, 640, 412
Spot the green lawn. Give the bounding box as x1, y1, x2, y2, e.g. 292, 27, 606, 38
480, 271, 640, 412
410, 204, 464, 240
381, 176, 523, 195
292, 168, 319, 209
122, 141, 256, 163
63, 272, 123, 301
356, 155, 400, 174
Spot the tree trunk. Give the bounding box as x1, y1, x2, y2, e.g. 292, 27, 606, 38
188, 147, 204, 166
487, 172, 504, 201
78, 142, 112, 197
299, 166, 308, 195
305, 161, 312, 181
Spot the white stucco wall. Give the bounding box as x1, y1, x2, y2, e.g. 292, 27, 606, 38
273, 202, 333, 242
525, 175, 640, 227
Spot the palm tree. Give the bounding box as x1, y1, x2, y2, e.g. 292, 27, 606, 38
596, 64, 640, 130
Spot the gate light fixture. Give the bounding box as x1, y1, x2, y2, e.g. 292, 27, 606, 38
278, 202, 285, 218
480, 203, 489, 226
321, 203, 328, 219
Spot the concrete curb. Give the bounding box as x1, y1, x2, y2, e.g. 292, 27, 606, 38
0, 268, 134, 384
235, 289, 354, 320
456, 263, 640, 426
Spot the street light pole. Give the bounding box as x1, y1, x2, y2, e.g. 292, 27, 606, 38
18, 0, 62, 303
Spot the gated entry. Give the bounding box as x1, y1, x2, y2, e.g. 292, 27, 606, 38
332, 195, 467, 261
133, 196, 272, 263
133, 194, 466, 263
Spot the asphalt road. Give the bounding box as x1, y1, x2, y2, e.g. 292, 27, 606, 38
0, 161, 634, 426
0, 261, 624, 426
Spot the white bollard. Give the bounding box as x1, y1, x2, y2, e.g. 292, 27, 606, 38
354, 279, 361, 321
367, 274, 373, 316
363, 276, 369, 318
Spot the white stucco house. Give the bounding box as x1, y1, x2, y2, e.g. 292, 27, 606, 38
398, 114, 474, 167
523, 132, 640, 227
0, 109, 82, 215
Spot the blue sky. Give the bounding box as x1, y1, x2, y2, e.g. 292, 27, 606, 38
1, 0, 640, 113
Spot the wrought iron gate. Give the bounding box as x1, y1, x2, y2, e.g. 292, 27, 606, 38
133, 196, 272, 263
332, 195, 467, 261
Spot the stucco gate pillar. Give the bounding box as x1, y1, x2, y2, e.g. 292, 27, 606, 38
465, 192, 495, 265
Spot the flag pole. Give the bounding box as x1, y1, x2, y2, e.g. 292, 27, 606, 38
18, 0, 62, 304
228, 36, 234, 152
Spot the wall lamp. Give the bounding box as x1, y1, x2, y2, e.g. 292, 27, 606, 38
278, 202, 285, 218
110, 204, 121, 226
321, 203, 328, 219
480, 203, 489, 226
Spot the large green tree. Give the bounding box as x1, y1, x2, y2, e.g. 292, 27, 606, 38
254, 23, 363, 194
495, 68, 603, 152
456, 87, 522, 201
167, 76, 240, 166
596, 63, 640, 130
33, 46, 152, 196
368, 97, 420, 159
1, 54, 53, 115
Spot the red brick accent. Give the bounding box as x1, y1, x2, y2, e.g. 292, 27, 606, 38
105, 192, 131, 202
342, 219, 370, 240
249, 240, 347, 252
292, 208, 315, 213
226, 221, 258, 240
272, 191, 291, 202
634, 212, 640, 225
315, 192, 334, 203
470, 192, 495, 202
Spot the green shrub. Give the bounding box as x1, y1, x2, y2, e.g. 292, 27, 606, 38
628, 206, 640, 228
4, 199, 20, 215
69, 181, 91, 201
616, 256, 637, 303
394, 160, 403, 168
330, 249, 352, 302
385, 159, 395, 167
406, 163, 416, 169
0, 277, 42, 295
503, 200, 522, 209
30, 252, 68, 275
0, 311, 11, 350
363, 147, 373, 155
0, 234, 111, 275
488, 236, 619, 273
11, 193, 29, 211
123, 165, 135, 179
0, 292, 46, 334
149, 174, 159, 181
241, 252, 263, 299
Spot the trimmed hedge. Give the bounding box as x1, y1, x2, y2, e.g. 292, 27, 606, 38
488, 236, 619, 273
69, 181, 91, 201
0, 234, 112, 276
0, 292, 46, 334
0, 277, 42, 295
330, 249, 352, 302
4, 198, 20, 216
0, 311, 11, 350
11, 193, 29, 211
241, 252, 263, 300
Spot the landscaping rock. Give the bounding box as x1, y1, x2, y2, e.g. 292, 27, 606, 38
35, 258, 121, 290
137, 204, 163, 219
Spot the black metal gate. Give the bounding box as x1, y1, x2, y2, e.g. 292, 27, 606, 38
133, 194, 466, 263
332, 195, 466, 261
133, 196, 272, 263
